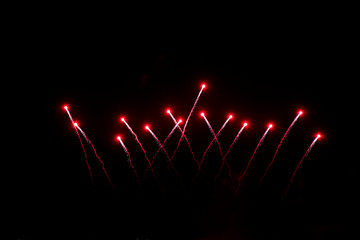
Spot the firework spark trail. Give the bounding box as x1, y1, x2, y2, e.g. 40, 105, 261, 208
146, 126, 184, 189
117, 136, 141, 187
142, 119, 182, 184
236, 123, 273, 191
63, 106, 95, 188
199, 113, 232, 170
168, 110, 197, 165
64, 106, 74, 122
76, 124, 114, 190
224, 122, 248, 160
121, 118, 156, 174
73, 125, 95, 188
259, 111, 303, 186
214, 122, 247, 184
202, 114, 222, 154
193, 113, 232, 181
283, 133, 321, 198
170, 84, 206, 160
121, 119, 163, 191
152, 118, 182, 161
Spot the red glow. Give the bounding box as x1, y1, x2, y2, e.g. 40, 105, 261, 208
316, 133, 322, 139
73, 122, 78, 127
298, 110, 304, 116
116, 135, 121, 141
166, 108, 171, 114
243, 121, 248, 127
228, 114, 233, 120
201, 83, 206, 89
178, 118, 183, 123
120, 117, 126, 122
268, 123, 273, 129
145, 125, 150, 130
63, 105, 68, 111
200, 112, 205, 117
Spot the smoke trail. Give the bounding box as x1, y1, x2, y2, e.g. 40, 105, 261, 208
237, 124, 272, 191
283, 134, 321, 198
259, 111, 303, 186
117, 136, 141, 187
76, 125, 114, 190
171, 85, 205, 160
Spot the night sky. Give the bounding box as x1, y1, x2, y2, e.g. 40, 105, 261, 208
8, 6, 356, 240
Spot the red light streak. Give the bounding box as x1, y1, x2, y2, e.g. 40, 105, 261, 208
259, 110, 304, 187
283, 133, 322, 197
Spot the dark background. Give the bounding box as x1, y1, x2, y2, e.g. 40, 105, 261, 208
7, 5, 356, 239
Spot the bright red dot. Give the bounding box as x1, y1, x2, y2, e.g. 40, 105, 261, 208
228, 114, 233, 119
298, 110, 304, 116
73, 122, 78, 127
268, 123, 273, 129
166, 109, 171, 114
200, 112, 205, 117
316, 133, 322, 139
145, 125, 150, 130
243, 121, 248, 127
178, 118, 183, 123
201, 83, 206, 89
116, 135, 121, 141
63, 105, 68, 111
120, 117, 125, 122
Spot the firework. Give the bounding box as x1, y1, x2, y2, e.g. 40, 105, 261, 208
214, 121, 248, 183
171, 83, 206, 159
145, 125, 183, 187
283, 133, 322, 198
167, 109, 197, 165
63, 105, 94, 188
199, 113, 233, 169
117, 135, 141, 187
75, 122, 114, 190
259, 110, 304, 186
120, 117, 158, 183
237, 123, 273, 191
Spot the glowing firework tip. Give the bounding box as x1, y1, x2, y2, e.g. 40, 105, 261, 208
298, 110, 304, 116
201, 83, 206, 89
243, 122, 248, 127
268, 123, 273, 129
316, 133, 322, 139
200, 112, 205, 117
228, 114, 233, 119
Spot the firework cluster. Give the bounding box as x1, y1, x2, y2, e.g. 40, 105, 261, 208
63, 83, 322, 198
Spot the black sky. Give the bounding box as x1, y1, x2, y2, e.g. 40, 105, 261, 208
7, 6, 356, 239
